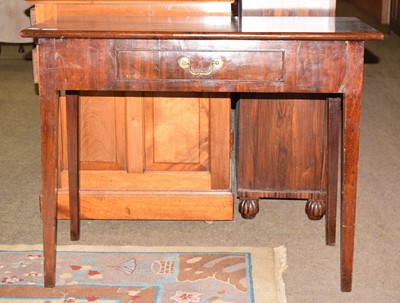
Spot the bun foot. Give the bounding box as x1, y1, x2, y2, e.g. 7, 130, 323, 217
305, 199, 326, 220
239, 199, 260, 219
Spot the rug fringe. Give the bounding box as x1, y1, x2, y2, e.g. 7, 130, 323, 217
273, 246, 288, 303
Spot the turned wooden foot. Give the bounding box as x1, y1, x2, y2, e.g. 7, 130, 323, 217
239, 199, 260, 219
305, 199, 326, 220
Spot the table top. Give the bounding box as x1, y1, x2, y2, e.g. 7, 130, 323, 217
21, 16, 383, 40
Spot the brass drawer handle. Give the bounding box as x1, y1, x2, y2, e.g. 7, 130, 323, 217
178, 57, 223, 76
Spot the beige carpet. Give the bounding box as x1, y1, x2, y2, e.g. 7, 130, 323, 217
0, 245, 287, 303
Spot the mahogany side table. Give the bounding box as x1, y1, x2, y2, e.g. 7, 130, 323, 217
21, 16, 383, 291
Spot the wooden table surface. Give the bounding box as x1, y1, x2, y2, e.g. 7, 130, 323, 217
22, 16, 382, 40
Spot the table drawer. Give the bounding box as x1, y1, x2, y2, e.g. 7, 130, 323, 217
116, 49, 285, 82
53, 39, 347, 93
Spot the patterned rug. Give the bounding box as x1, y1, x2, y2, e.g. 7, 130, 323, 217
0, 245, 287, 303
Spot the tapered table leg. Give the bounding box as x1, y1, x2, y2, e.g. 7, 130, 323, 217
38, 39, 60, 288
341, 41, 365, 292
39, 81, 59, 288
326, 97, 341, 246
66, 92, 80, 241
40, 95, 59, 288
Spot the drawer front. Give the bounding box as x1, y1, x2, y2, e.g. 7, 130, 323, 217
52, 39, 347, 93
116, 49, 285, 82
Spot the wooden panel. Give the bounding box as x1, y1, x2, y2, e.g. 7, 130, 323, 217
237, 96, 327, 192
34, 3, 57, 22
116, 49, 158, 80
241, 0, 336, 17
237, 190, 326, 200
59, 93, 126, 171
54, 39, 348, 93
391, 0, 400, 34
79, 93, 126, 170
116, 49, 284, 81
210, 96, 231, 189
28, 0, 233, 2
384, 0, 392, 23
60, 170, 212, 190
56, 191, 233, 220
152, 98, 201, 163
144, 93, 210, 171
126, 93, 145, 173
347, 0, 390, 24
125, 92, 231, 179
237, 0, 335, 200
58, 92, 231, 191
31, 1, 233, 23
56, 2, 233, 17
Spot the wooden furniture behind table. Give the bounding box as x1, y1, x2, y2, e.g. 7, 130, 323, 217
391, 0, 400, 35
29, 0, 235, 222
22, 1, 382, 291
347, 0, 391, 24
237, 0, 339, 246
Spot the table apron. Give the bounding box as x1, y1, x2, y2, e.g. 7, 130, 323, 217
39, 38, 349, 93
